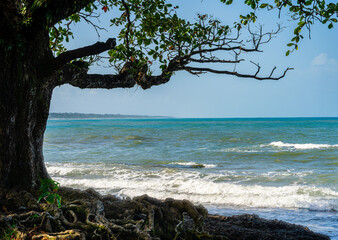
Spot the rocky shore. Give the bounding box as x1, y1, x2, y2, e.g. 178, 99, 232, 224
0, 187, 330, 240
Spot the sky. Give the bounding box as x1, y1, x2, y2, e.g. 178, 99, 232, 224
50, 0, 338, 118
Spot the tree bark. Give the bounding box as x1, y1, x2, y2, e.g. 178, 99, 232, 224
0, 25, 134, 194
0, 30, 54, 193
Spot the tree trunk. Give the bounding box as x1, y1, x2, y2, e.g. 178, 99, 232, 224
0, 30, 54, 193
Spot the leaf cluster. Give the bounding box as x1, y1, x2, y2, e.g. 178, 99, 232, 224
107, 0, 239, 75
43, 0, 291, 80
222, 0, 338, 54
37, 179, 62, 208
10, 0, 338, 60
46, 1, 104, 55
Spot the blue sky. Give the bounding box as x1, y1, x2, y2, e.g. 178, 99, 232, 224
50, 0, 338, 117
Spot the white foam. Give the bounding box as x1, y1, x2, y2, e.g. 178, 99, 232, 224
215, 147, 264, 153
47, 164, 78, 175
268, 141, 338, 150
169, 161, 217, 168
216, 141, 338, 152
47, 163, 338, 212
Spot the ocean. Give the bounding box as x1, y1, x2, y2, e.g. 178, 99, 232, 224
44, 118, 338, 239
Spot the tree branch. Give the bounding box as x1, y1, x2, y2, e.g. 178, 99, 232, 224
31, 0, 95, 27
135, 72, 172, 89
69, 73, 136, 89
190, 46, 260, 56
57, 61, 135, 89
53, 38, 116, 69
56, 61, 174, 90
181, 66, 293, 80
121, 0, 132, 52
189, 58, 244, 64
161, 24, 291, 81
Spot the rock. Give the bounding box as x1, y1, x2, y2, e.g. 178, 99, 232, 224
5, 188, 38, 211
181, 214, 330, 240
58, 187, 103, 203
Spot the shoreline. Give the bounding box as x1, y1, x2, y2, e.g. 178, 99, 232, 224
0, 187, 330, 240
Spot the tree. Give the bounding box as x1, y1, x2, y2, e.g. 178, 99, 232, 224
0, 0, 336, 194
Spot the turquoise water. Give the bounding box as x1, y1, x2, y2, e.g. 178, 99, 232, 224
44, 118, 338, 239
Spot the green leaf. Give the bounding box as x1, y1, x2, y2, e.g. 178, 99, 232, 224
286, 50, 290, 56
298, 21, 305, 26
56, 194, 62, 208
37, 193, 47, 203
46, 195, 55, 204
305, 1, 312, 6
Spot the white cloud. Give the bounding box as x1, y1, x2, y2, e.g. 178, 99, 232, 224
312, 53, 328, 66
311, 53, 338, 73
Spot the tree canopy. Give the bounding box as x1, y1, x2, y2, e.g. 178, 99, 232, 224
2, 1, 336, 90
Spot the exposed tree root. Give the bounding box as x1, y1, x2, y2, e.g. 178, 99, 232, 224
0, 187, 330, 240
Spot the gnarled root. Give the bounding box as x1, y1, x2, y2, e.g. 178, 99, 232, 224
0, 188, 329, 240
0, 188, 207, 240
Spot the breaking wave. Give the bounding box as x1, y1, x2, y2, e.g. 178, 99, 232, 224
268, 141, 338, 150
46, 163, 338, 212
168, 161, 217, 168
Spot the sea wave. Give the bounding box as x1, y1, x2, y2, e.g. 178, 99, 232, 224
47, 163, 338, 212
215, 148, 263, 153
168, 161, 217, 168
214, 141, 338, 153
268, 141, 338, 150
